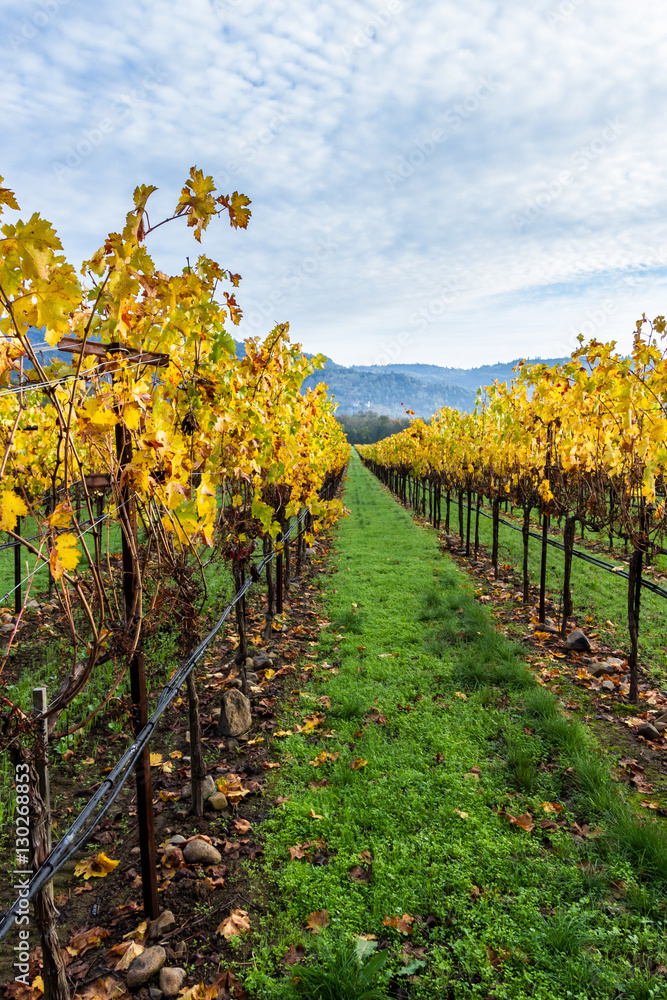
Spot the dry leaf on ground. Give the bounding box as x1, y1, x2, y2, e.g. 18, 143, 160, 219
216, 908, 250, 939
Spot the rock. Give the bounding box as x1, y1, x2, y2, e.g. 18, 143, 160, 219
201, 775, 217, 799
170, 834, 186, 845
149, 989, 164, 1000
534, 622, 559, 635
637, 723, 662, 741
564, 628, 592, 653
226, 739, 239, 751
589, 662, 616, 677
227, 678, 242, 689
182, 838, 222, 865
211, 708, 221, 722
159, 967, 186, 998
130, 846, 140, 855
180, 784, 191, 799
126, 945, 166, 988
206, 791, 228, 811
217, 689, 252, 737
305, 546, 317, 556
181, 756, 191, 764
149, 910, 176, 940
253, 653, 273, 669
245, 657, 255, 669
26, 599, 40, 609
654, 711, 667, 725
174, 941, 187, 959
655, 722, 667, 733
245, 671, 258, 684
601, 680, 615, 693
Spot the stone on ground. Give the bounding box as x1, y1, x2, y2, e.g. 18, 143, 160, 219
126, 945, 166, 988
217, 689, 252, 736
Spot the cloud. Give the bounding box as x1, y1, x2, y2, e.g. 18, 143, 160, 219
3, 0, 667, 367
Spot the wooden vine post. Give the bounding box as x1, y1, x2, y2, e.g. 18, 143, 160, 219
60, 336, 165, 919
31, 688, 69, 1000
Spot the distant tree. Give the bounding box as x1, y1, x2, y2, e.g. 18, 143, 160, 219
337, 410, 411, 445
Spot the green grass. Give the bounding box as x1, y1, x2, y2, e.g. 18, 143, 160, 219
445, 493, 667, 685
246, 452, 667, 1000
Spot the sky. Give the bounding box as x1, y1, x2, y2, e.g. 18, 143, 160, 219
3, 0, 667, 370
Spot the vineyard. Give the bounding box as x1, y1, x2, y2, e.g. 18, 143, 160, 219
0, 169, 350, 998
1, 169, 667, 1000
358, 322, 667, 703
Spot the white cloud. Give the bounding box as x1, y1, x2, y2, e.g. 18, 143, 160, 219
3, 0, 667, 368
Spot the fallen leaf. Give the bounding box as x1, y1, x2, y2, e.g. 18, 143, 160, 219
67, 926, 110, 958
149, 752, 163, 766
73, 853, 120, 880
454, 691, 468, 700
282, 943, 306, 967
234, 818, 252, 834
350, 758, 368, 770
306, 909, 330, 933
349, 864, 373, 883
309, 809, 324, 819
383, 913, 414, 935
111, 940, 144, 971
640, 800, 660, 809
540, 802, 563, 814
454, 808, 469, 819
262, 761, 280, 770
309, 751, 340, 767
216, 908, 250, 938
507, 813, 534, 832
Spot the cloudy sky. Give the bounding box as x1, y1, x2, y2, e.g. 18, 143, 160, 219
3, 0, 667, 369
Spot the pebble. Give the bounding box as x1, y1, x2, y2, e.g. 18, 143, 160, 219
601, 680, 615, 693
149, 989, 163, 1000
201, 775, 216, 799
253, 653, 273, 669
126, 945, 166, 988
182, 838, 222, 865
206, 791, 228, 811
170, 834, 186, 845
159, 967, 186, 999
564, 628, 592, 653
217, 689, 252, 737
637, 723, 662, 741
149, 910, 176, 940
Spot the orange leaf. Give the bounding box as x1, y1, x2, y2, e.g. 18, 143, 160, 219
215, 907, 250, 938
305, 909, 330, 934
350, 758, 368, 770
507, 812, 534, 832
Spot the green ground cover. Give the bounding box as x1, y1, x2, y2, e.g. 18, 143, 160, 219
444, 495, 667, 686
247, 453, 667, 999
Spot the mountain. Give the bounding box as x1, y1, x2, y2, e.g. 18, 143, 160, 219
298, 355, 570, 419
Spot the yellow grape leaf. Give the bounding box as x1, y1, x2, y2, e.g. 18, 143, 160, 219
74, 852, 120, 879
215, 907, 250, 938
50, 533, 80, 582
80, 397, 119, 428
46, 500, 73, 528
170, 750, 183, 759
149, 753, 163, 766
0, 490, 28, 531
350, 758, 368, 770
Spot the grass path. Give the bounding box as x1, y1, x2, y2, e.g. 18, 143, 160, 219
248, 454, 667, 1000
